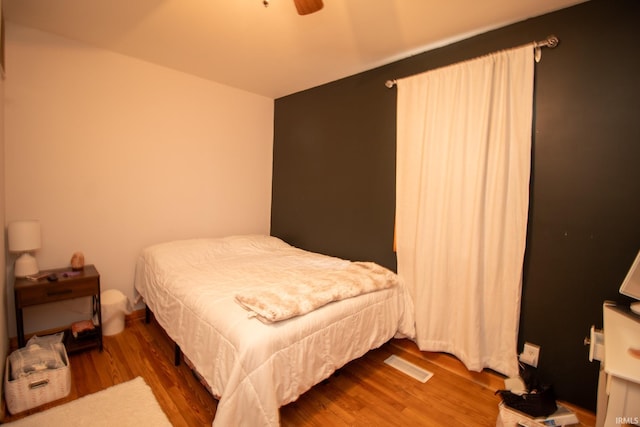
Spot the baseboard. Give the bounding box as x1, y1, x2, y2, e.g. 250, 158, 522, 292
389, 339, 506, 391
126, 309, 146, 325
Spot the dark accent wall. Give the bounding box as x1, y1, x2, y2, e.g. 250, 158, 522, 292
272, 0, 640, 411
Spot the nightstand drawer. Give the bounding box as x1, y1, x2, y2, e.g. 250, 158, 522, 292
16, 278, 99, 307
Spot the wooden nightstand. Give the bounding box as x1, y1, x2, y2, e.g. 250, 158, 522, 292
14, 264, 103, 353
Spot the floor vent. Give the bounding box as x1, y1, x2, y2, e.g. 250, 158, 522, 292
384, 355, 434, 383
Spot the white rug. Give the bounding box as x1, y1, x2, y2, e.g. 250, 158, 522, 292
5, 377, 172, 427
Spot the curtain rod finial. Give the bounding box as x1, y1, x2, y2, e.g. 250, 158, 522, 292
535, 35, 559, 49
385, 79, 397, 88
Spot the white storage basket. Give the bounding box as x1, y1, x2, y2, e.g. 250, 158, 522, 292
4, 342, 71, 414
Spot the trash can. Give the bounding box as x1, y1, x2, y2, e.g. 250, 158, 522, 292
101, 289, 130, 336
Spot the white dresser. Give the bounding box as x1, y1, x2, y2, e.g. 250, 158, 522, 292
599, 303, 640, 426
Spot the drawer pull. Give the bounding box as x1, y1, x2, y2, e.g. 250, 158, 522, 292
46, 289, 73, 296
29, 379, 49, 389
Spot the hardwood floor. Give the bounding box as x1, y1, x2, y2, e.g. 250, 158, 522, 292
2, 313, 596, 426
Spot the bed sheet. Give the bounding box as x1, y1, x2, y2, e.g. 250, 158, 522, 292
134, 235, 415, 426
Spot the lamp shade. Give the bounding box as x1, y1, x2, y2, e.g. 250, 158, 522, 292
8, 220, 42, 252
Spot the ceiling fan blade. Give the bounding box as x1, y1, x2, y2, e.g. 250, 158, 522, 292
293, 0, 324, 15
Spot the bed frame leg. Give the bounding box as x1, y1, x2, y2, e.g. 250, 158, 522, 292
141, 303, 181, 367
144, 304, 180, 366
174, 344, 181, 366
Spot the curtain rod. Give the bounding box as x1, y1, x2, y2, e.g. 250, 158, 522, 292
384, 35, 559, 88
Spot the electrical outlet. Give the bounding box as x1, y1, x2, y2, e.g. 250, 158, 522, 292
519, 342, 540, 367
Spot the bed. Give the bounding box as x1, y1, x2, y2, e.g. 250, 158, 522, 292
133, 234, 415, 426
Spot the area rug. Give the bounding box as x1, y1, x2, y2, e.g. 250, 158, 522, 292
5, 377, 172, 427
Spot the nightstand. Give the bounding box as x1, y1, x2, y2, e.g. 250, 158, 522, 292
14, 264, 103, 353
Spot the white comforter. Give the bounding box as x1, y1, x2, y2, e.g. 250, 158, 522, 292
134, 235, 415, 426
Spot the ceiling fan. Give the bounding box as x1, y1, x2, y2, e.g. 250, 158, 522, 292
262, 0, 324, 15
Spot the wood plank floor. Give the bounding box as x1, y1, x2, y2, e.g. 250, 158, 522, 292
2, 313, 596, 426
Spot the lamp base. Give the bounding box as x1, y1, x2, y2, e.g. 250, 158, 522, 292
14, 253, 39, 277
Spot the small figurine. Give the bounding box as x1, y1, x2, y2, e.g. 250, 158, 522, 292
70, 252, 85, 270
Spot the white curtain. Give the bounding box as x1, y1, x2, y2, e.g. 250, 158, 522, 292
395, 45, 534, 377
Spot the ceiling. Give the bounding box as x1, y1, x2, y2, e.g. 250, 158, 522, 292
3, 0, 587, 99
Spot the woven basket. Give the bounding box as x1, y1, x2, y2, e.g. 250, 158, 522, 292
4, 343, 71, 414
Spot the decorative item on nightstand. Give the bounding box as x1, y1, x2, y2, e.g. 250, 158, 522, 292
70, 251, 85, 270
8, 220, 42, 277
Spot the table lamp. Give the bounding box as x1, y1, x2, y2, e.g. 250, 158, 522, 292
8, 220, 42, 277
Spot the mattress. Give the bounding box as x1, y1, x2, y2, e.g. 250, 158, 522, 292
134, 235, 415, 426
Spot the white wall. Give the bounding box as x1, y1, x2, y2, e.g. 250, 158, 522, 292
4, 24, 274, 336
0, 11, 9, 417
